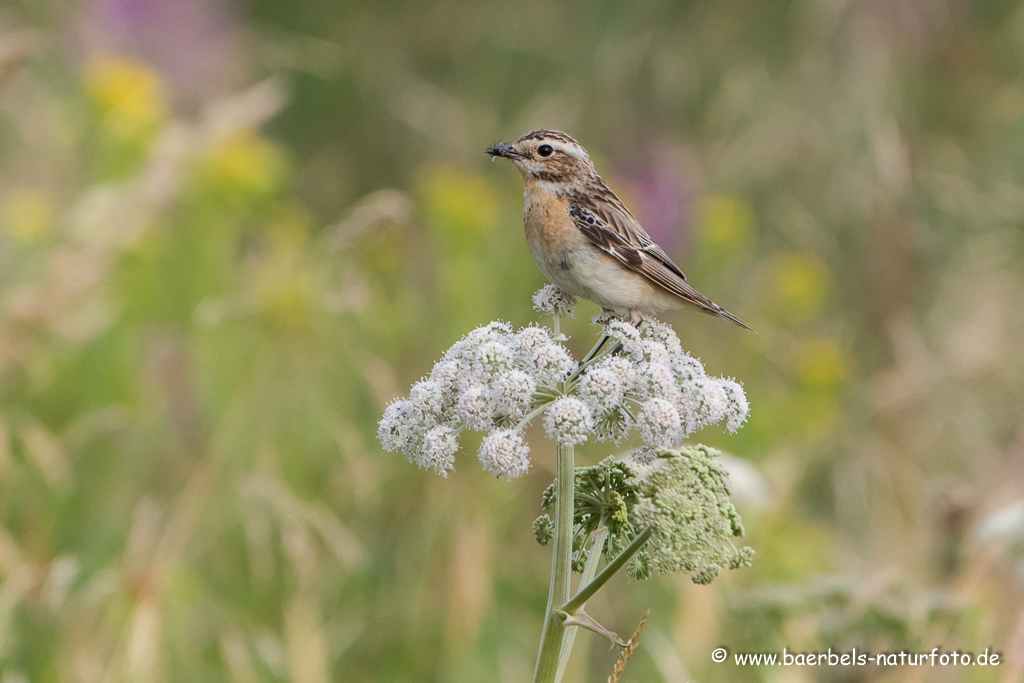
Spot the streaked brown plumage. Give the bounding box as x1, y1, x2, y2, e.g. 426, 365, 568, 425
486, 129, 750, 329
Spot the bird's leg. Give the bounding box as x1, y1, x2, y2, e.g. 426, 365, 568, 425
571, 309, 616, 378
580, 334, 610, 365
575, 310, 632, 376
568, 310, 636, 383
566, 334, 610, 383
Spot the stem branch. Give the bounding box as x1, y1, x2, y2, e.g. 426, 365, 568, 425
562, 526, 653, 615
515, 403, 550, 432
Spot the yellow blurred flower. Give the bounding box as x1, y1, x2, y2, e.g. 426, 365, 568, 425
3, 188, 55, 241
698, 194, 755, 252
418, 166, 497, 246
251, 203, 317, 333
85, 56, 166, 144
203, 130, 287, 199
253, 264, 317, 334
266, 201, 312, 247
771, 251, 830, 318
796, 338, 853, 389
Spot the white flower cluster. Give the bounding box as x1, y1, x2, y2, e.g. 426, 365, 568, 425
378, 321, 574, 479
532, 284, 577, 318
378, 293, 750, 480
578, 317, 749, 451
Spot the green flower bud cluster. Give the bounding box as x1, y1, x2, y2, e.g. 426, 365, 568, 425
537, 457, 644, 571
534, 446, 753, 585
634, 446, 753, 584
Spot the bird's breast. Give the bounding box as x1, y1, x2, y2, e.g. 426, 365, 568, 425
521, 186, 605, 299
522, 187, 581, 260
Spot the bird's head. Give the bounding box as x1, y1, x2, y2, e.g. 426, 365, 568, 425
486, 129, 596, 185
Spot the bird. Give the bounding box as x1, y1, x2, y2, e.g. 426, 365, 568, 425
486, 129, 750, 330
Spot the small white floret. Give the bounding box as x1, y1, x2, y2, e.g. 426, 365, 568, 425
718, 378, 749, 432
458, 382, 494, 431
543, 397, 594, 446
478, 429, 531, 480
492, 369, 536, 419
420, 425, 459, 476
636, 397, 684, 447
578, 367, 624, 413
378, 399, 421, 453
409, 379, 444, 418
532, 285, 577, 317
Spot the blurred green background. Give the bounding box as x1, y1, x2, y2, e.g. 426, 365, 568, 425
1, 0, 1024, 681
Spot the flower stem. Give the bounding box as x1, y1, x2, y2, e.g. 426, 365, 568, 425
562, 525, 653, 615
533, 441, 575, 683
515, 403, 550, 432
554, 525, 609, 681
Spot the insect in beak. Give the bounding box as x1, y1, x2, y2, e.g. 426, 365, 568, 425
485, 142, 525, 159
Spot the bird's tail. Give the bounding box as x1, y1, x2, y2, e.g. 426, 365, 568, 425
706, 303, 754, 332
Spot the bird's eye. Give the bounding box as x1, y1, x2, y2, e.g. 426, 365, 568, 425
537, 144, 554, 157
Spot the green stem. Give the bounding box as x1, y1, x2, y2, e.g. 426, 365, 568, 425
515, 403, 550, 432
562, 526, 653, 615
554, 525, 609, 681
533, 441, 575, 683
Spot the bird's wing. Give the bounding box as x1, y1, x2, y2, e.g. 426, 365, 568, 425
568, 194, 751, 329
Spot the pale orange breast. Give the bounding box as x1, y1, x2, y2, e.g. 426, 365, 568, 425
522, 186, 585, 256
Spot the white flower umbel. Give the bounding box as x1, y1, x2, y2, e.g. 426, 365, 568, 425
634, 361, 678, 402
527, 342, 575, 389
533, 284, 577, 318
457, 381, 493, 431
719, 378, 750, 432
409, 379, 444, 417
378, 289, 750, 477
378, 317, 573, 479
378, 399, 419, 454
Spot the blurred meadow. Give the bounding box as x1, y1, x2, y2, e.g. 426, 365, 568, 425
1, 0, 1024, 681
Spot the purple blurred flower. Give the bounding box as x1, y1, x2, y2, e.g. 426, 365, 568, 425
615, 142, 698, 257
75, 0, 245, 104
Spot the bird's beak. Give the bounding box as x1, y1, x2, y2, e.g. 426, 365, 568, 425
485, 142, 524, 159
